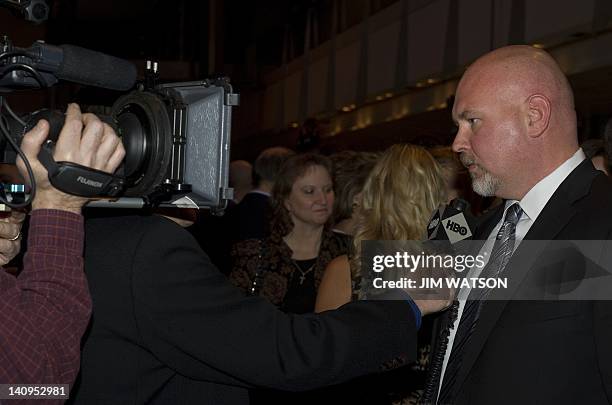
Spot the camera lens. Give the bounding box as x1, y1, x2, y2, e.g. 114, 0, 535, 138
111, 91, 172, 197
115, 111, 146, 179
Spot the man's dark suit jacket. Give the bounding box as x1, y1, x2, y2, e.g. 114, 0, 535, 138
70, 214, 418, 405
427, 160, 612, 405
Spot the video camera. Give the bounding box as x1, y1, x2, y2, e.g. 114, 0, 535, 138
0, 35, 238, 212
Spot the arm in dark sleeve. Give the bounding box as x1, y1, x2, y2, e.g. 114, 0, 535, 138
133, 218, 417, 391
0, 210, 91, 385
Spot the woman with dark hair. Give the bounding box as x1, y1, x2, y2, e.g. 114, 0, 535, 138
229, 153, 349, 314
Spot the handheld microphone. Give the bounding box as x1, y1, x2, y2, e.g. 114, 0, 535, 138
420, 199, 474, 405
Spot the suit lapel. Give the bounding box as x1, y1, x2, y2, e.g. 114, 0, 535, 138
452, 159, 598, 394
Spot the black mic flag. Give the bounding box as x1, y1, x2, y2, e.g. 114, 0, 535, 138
427, 198, 474, 244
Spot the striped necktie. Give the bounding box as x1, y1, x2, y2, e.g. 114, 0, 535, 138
437, 203, 523, 403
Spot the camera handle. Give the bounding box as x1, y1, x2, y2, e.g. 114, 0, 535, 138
26, 109, 125, 198
37, 144, 125, 197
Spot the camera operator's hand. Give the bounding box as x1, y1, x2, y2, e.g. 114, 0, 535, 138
403, 242, 456, 316
17, 103, 125, 214
411, 287, 455, 316
0, 210, 26, 265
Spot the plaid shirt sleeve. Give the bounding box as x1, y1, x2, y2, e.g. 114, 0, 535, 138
0, 209, 91, 388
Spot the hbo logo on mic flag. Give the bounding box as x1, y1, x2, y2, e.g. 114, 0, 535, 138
442, 213, 472, 243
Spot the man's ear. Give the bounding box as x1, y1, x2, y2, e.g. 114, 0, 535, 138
526, 94, 551, 138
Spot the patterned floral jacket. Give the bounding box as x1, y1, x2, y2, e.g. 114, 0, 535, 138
229, 230, 350, 307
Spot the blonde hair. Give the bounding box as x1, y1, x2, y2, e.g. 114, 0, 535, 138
351, 144, 447, 277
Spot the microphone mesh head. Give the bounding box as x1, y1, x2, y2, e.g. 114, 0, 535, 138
58, 45, 137, 91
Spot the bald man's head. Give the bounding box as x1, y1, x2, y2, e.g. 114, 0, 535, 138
462, 45, 575, 118
452, 45, 579, 200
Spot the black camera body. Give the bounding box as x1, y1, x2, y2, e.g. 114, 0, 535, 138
0, 35, 239, 212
